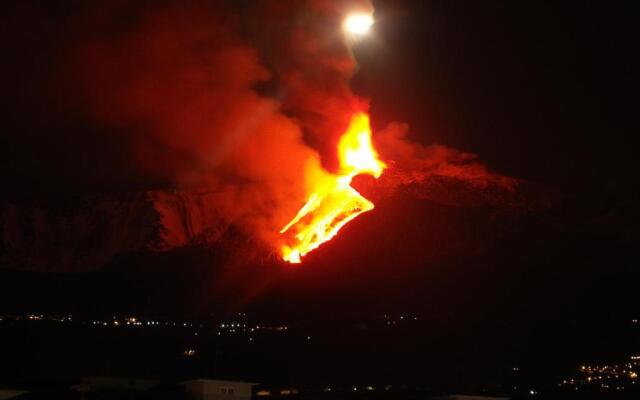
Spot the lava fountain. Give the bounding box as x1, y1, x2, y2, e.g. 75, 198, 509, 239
280, 112, 385, 263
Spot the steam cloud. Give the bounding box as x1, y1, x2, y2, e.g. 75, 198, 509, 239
2, 0, 511, 254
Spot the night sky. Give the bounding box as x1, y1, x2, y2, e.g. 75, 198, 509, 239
355, 1, 636, 188
1, 1, 636, 196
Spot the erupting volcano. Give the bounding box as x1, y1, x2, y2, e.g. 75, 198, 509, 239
280, 112, 385, 264
0, 0, 536, 274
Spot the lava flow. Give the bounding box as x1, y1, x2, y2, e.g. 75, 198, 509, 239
280, 112, 385, 263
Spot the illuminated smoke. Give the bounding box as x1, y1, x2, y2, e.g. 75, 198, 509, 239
7, 0, 508, 259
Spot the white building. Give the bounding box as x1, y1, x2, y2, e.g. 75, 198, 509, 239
184, 379, 258, 400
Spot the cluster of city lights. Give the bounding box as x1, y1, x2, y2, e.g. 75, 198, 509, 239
217, 313, 289, 339
256, 385, 401, 397
0, 313, 202, 329
217, 323, 288, 335
90, 316, 200, 328
0, 314, 73, 322
383, 313, 419, 326
256, 388, 299, 397
183, 349, 196, 357
558, 356, 639, 392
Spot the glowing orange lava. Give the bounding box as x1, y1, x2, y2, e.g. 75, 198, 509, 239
280, 112, 385, 263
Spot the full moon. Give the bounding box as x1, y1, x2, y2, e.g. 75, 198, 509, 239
344, 13, 374, 36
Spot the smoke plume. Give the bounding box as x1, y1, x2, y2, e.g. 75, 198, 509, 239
2, 0, 510, 255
